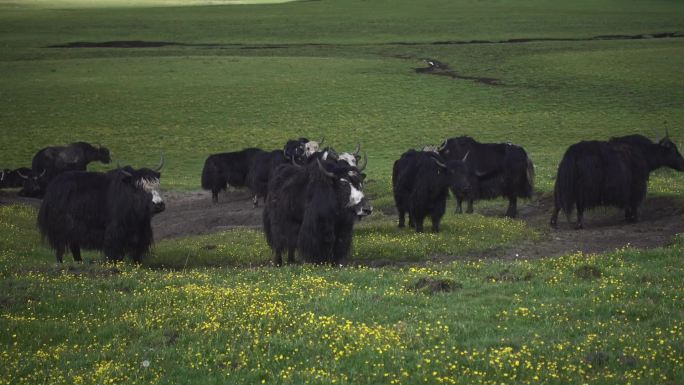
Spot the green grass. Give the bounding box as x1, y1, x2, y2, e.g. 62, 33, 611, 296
1, 0, 684, 383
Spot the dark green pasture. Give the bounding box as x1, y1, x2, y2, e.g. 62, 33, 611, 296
1, 0, 684, 384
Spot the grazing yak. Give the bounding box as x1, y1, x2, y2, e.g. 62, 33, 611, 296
393, 149, 471, 233
201, 147, 264, 203
438, 136, 534, 218
37, 159, 165, 263
0, 168, 31, 189
550, 133, 684, 229
20, 142, 111, 198
263, 159, 372, 265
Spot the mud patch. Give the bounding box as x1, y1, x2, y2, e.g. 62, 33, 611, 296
415, 58, 503, 86
471, 194, 684, 260
574, 265, 603, 280
486, 268, 534, 283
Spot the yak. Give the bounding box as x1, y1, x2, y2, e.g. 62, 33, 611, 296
245, 149, 286, 208
37, 160, 165, 263
201, 147, 264, 203
20, 142, 111, 198
550, 133, 684, 229
0, 167, 31, 189
263, 158, 372, 266
438, 136, 534, 218
393, 149, 471, 233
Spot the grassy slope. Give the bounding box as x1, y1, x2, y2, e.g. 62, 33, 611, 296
1, 1, 684, 383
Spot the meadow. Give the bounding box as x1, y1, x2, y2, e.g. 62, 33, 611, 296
1, 0, 684, 383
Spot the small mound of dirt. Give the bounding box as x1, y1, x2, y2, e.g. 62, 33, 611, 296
574, 265, 603, 280
408, 277, 462, 294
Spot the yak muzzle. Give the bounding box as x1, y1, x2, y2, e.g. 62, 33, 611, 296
152, 201, 166, 214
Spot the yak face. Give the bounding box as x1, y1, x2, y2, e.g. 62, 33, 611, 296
18, 169, 46, 197
117, 167, 165, 214
658, 137, 684, 171
317, 159, 373, 218
442, 159, 472, 195
96, 146, 112, 164
304, 141, 320, 158
338, 152, 356, 167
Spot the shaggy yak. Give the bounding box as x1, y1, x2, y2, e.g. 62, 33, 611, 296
392, 149, 471, 233
37, 160, 165, 263
551, 133, 684, 229
263, 158, 372, 266
438, 136, 534, 218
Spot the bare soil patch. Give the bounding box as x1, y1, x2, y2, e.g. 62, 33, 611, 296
469, 193, 684, 260
415, 58, 503, 86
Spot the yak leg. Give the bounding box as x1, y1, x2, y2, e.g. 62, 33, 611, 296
550, 206, 560, 227
430, 213, 442, 233
455, 197, 463, 214
274, 248, 283, 266
211, 189, 219, 203
625, 206, 638, 223
55, 249, 64, 264
466, 199, 474, 214
398, 209, 406, 228
505, 196, 518, 218
414, 215, 425, 233
287, 247, 296, 264
575, 203, 584, 230
70, 243, 82, 262
253, 195, 259, 208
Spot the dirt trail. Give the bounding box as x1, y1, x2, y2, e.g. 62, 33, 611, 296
2, 189, 682, 260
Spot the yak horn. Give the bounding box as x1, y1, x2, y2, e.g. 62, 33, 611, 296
437, 140, 447, 151
16, 170, 28, 179
0, 170, 4, 181
462, 151, 470, 162
38, 169, 46, 177
317, 158, 336, 178
431, 157, 447, 169
154, 153, 164, 172
116, 163, 133, 177
318, 137, 325, 146
357, 151, 368, 172
353, 142, 361, 156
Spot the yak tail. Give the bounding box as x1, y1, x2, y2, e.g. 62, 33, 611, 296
201, 157, 215, 190
524, 156, 535, 198
553, 150, 577, 217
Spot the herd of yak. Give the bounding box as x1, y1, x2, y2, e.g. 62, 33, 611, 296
1, 132, 682, 265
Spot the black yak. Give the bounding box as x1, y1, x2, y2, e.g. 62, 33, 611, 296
20, 142, 111, 198
245, 149, 287, 208
263, 158, 372, 265
0, 168, 32, 189
550, 133, 684, 229
438, 136, 534, 217
201, 147, 264, 203
393, 149, 471, 233
37, 159, 165, 263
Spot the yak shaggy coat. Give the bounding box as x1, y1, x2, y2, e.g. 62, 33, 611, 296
37, 167, 164, 263
263, 161, 369, 265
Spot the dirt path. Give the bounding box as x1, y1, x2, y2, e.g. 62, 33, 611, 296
2, 189, 682, 260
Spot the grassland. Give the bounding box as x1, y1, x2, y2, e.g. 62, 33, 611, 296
1, 0, 684, 383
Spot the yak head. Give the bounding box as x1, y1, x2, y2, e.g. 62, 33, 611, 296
17, 169, 46, 197
116, 156, 165, 214
658, 134, 684, 171
94, 144, 112, 164
438, 136, 476, 160
432, 152, 472, 195
317, 159, 372, 218
304, 137, 324, 158
338, 143, 366, 169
